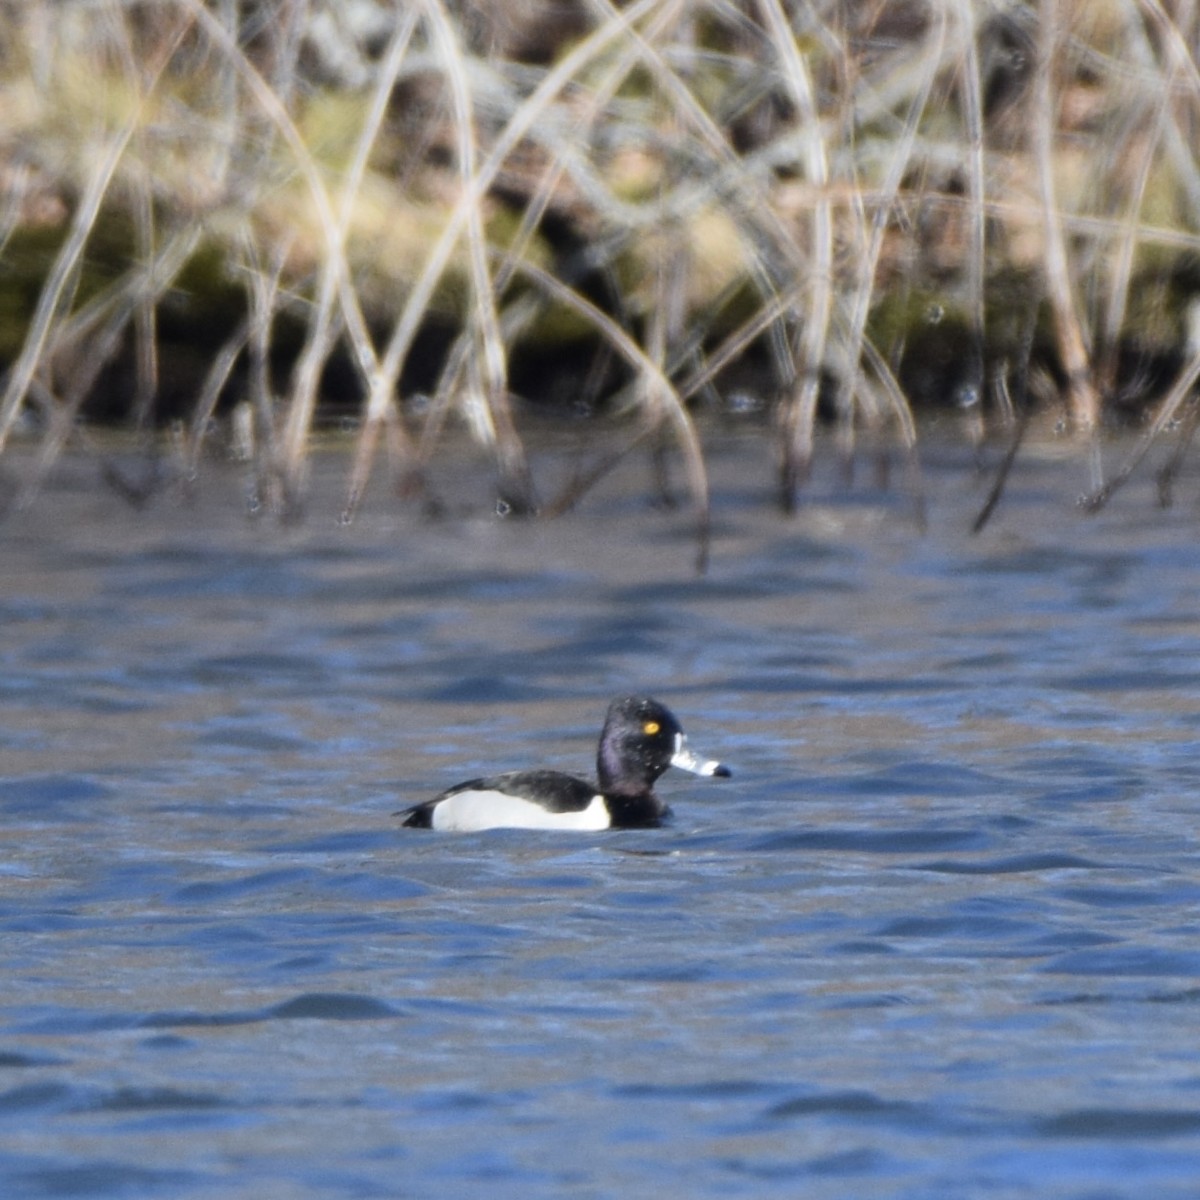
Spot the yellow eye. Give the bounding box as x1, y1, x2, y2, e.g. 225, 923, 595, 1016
643, 721, 660, 735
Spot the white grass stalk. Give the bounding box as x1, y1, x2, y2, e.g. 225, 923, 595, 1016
278, 8, 419, 499
0, 60, 140, 448
506, 250, 711, 571
426, 0, 533, 511
343, 0, 672, 518
954, 0, 987, 437
1034, 0, 1099, 429
175, 0, 378, 438
408, 0, 691, 487
755, 0, 834, 509
834, 8, 944, 454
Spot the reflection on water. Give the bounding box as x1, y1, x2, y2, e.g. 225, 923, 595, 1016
2, 430, 1200, 1197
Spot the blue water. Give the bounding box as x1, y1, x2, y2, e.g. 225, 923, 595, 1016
2, 431, 1200, 1197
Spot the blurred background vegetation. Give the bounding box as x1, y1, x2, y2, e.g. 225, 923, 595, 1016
1, 0, 1199, 528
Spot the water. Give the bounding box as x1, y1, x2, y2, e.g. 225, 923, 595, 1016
3, 428, 1200, 1198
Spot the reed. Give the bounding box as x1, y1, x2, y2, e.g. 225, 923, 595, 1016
1, 0, 1199, 540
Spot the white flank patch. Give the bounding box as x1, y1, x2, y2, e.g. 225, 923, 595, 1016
430, 790, 610, 833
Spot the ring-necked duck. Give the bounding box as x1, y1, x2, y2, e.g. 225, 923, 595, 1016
398, 695, 730, 832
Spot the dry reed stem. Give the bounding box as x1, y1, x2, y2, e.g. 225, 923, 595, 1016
1095, 48, 1174, 404
1034, 0, 1100, 430
104, 9, 162, 435
1083, 344, 1200, 511
42, 225, 200, 393
402, 0, 656, 481
17, 232, 202, 505
344, 0, 676, 520
576, 0, 804, 439
0, 6, 192, 455
175, 0, 380, 475
506, 250, 711, 571
756, 0, 834, 510
241, 229, 291, 514
832, 6, 945, 455
426, 0, 533, 513
954, 0, 987, 440
186, 318, 251, 478
278, 9, 419, 502
1144, 0, 1200, 220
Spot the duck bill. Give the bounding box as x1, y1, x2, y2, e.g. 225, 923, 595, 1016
671, 736, 731, 778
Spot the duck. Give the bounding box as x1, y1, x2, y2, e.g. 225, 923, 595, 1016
398, 695, 730, 832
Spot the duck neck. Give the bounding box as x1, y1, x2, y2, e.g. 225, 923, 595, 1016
603, 791, 668, 828
597, 742, 649, 796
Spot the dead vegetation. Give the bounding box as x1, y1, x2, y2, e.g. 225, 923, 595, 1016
2, 0, 1200, 555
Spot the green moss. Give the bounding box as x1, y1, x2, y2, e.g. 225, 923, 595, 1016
0, 211, 252, 365
297, 89, 375, 175
0, 224, 63, 358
